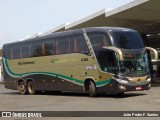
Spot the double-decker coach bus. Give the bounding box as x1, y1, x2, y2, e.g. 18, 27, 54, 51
146, 47, 160, 80
2, 27, 151, 97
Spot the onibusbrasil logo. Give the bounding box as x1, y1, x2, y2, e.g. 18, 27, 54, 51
1, 112, 42, 118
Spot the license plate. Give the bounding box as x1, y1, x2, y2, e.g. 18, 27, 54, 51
136, 86, 142, 90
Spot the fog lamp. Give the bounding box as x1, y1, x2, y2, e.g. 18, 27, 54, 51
119, 85, 126, 90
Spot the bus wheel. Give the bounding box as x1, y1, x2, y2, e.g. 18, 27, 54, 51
89, 81, 96, 97
18, 81, 27, 95
27, 81, 36, 95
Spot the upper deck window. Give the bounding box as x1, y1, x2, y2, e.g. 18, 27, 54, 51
109, 30, 144, 49
73, 34, 88, 53
87, 32, 111, 50
3, 46, 11, 59
12, 46, 20, 59
56, 37, 70, 54
30, 42, 42, 57
21, 44, 30, 58
43, 40, 55, 56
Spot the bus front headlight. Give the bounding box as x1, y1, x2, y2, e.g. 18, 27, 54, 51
116, 78, 129, 84
146, 77, 151, 82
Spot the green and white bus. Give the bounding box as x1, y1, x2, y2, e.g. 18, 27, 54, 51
2, 27, 151, 97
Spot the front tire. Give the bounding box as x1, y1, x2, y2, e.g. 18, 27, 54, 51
18, 81, 27, 95
89, 81, 96, 97
27, 81, 36, 95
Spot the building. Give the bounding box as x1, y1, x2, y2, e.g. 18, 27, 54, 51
40, 0, 160, 38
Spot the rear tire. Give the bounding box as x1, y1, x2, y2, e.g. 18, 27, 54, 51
18, 81, 27, 95
89, 81, 96, 97
27, 81, 36, 95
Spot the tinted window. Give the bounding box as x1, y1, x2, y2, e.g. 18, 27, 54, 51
96, 50, 117, 74
30, 42, 42, 57
73, 34, 88, 53
21, 44, 30, 58
56, 37, 70, 54
3, 46, 11, 59
110, 30, 144, 49
43, 40, 55, 56
88, 32, 110, 48
12, 46, 20, 59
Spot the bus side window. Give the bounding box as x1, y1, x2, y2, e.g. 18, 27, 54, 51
43, 40, 55, 56
11, 46, 20, 59
87, 32, 110, 47
30, 42, 42, 57
73, 34, 89, 54
106, 51, 117, 73
21, 44, 30, 58
97, 50, 117, 73
56, 37, 70, 55
3, 46, 11, 59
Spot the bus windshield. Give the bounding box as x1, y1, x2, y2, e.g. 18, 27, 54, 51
118, 53, 149, 77
87, 31, 148, 76
109, 30, 144, 49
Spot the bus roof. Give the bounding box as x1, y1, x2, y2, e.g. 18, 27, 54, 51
3, 27, 136, 47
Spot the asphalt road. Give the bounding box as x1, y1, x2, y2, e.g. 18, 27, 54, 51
0, 83, 160, 120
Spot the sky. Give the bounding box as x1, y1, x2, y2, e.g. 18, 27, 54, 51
0, 0, 134, 48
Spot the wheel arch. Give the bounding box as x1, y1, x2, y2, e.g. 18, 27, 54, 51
27, 78, 35, 84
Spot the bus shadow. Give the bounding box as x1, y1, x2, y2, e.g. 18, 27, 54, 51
97, 93, 147, 98
42, 91, 147, 98
151, 82, 160, 87
0, 91, 20, 95
40, 91, 89, 97
1, 91, 147, 98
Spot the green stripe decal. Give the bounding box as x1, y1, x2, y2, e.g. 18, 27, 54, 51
95, 78, 112, 86
3, 58, 112, 87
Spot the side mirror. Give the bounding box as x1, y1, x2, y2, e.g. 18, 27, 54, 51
146, 47, 160, 63
146, 47, 158, 60
103, 46, 124, 61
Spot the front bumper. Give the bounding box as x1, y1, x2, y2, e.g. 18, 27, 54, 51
97, 78, 151, 94
115, 80, 151, 93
